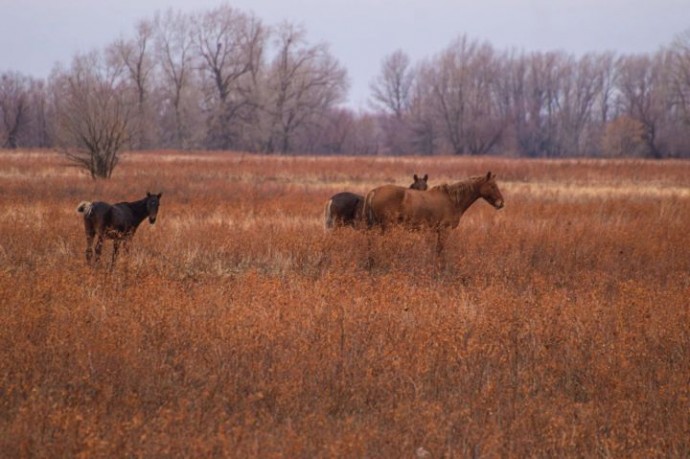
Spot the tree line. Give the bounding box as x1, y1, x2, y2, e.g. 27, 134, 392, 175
1, 4, 689, 177
371, 33, 690, 159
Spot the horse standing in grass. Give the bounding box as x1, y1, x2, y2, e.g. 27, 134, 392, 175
363, 172, 504, 253
76, 192, 162, 268
324, 174, 429, 230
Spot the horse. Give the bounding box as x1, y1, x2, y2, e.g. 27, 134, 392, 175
363, 171, 504, 253
76, 192, 162, 268
324, 174, 429, 230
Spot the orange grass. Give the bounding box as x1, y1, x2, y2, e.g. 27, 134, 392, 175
0, 150, 689, 457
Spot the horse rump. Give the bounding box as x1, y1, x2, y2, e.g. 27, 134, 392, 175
324, 198, 336, 230
76, 201, 93, 216
324, 192, 364, 230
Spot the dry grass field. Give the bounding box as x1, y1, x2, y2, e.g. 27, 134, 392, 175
0, 150, 688, 457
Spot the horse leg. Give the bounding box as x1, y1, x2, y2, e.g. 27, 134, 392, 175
94, 234, 104, 265
85, 238, 94, 265
84, 220, 95, 265
110, 240, 121, 270
85, 233, 95, 265
434, 229, 448, 274
123, 238, 132, 257
436, 229, 448, 257
121, 236, 133, 270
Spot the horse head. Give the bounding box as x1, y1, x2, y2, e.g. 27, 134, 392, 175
410, 174, 429, 190
478, 172, 504, 209
146, 192, 162, 224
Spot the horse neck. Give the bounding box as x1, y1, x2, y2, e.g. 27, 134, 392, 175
125, 198, 150, 227
448, 180, 482, 214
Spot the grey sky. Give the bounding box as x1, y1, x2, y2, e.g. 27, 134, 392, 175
2, 0, 688, 109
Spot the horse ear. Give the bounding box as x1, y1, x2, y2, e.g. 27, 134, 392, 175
414, 174, 419, 181
486, 171, 492, 180
423, 174, 428, 182
157, 192, 162, 199
146, 191, 151, 197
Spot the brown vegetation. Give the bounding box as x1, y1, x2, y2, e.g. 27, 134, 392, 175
0, 150, 689, 457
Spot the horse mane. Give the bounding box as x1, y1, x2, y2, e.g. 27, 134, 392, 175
430, 176, 485, 206
117, 196, 148, 214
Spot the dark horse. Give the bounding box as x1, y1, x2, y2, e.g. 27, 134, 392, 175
324, 174, 429, 230
76, 192, 162, 267
363, 172, 504, 253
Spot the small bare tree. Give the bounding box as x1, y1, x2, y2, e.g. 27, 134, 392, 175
369, 50, 417, 154
51, 51, 133, 179
370, 50, 414, 119
262, 22, 348, 153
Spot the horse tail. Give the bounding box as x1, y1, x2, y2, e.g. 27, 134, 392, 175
324, 199, 335, 230
363, 190, 377, 228
76, 201, 93, 216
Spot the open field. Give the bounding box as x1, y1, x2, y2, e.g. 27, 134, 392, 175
0, 150, 689, 457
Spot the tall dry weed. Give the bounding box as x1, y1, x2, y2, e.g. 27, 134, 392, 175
0, 150, 688, 457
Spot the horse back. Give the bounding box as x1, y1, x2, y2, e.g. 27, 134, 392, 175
83, 202, 110, 222
109, 203, 136, 233
331, 192, 363, 219
85, 202, 134, 235
400, 188, 457, 228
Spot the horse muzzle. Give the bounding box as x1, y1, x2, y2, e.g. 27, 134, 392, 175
494, 200, 505, 209
149, 216, 157, 224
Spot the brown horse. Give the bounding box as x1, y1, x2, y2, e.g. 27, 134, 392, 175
76, 192, 162, 268
363, 172, 504, 253
324, 174, 429, 230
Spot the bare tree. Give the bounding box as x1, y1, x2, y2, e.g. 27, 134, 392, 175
262, 22, 348, 153
407, 71, 440, 155
462, 42, 506, 155
51, 51, 134, 178
508, 51, 571, 157
500, 50, 616, 157
193, 4, 266, 149
593, 52, 618, 125
666, 30, 690, 156
25, 78, 51, 148
671, 29, 690, 128
557, 54, 601, 156
423, 36, 504, 155
0, 72, 30, 149
107, 20, 156, 150
370, 50, 414, 119
368, 50, 418, 154
615, 53, 670, 158
153, 9, 202, 149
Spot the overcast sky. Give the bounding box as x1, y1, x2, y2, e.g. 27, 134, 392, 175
2, 0, 688, 109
